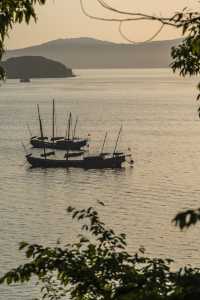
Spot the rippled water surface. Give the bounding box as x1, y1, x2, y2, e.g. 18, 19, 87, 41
0, 69, 200, 299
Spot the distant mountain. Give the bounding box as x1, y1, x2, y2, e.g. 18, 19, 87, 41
1, 56, 74, 79
4, 37, 182, 69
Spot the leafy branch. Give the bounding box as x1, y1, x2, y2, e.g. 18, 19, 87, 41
174, 208, 200, 230
80, 1, 200, 98
0, 0, 47, 80
1, 203, 200, 300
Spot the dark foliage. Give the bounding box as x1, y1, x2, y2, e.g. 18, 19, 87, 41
174, 209, 200, 230
1, 204, 200, 300
169, 10, 200, 99
0, 0, 47, 79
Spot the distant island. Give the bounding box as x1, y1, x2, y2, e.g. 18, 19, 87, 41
1, 56, 75, 79
4, 37, 182, 69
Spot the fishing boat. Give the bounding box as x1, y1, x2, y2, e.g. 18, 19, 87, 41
26, 123, 133, 169
20, 77, 31, 83
30, 137, 88, 152
26, 152, 127, 169
30, 136, 88, 150
29, 100, 88, 150
30, 104, 84, 158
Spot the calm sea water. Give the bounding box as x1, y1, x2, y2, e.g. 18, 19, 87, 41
0, 69, 200, 299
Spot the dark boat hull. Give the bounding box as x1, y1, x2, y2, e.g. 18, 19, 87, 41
40, 151, 84, 158
26, 154, 126, 169
30, 137, 88, 150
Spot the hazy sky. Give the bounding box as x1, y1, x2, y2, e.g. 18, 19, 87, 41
6, 0, 199, 49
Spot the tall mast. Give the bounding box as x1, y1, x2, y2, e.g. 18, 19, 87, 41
100, 132, 108, 154
113, 125, 122, 156
72, 117, 78, 140
67, 112, 72, 140
65, 112, 72, 160
52, 99, 55, 144
37, 104, 46, 159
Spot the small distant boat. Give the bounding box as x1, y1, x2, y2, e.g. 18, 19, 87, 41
20, 78, 31, 83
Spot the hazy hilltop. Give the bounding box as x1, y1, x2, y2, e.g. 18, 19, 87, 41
1, 56, 74, 79
4, 37, 181, 69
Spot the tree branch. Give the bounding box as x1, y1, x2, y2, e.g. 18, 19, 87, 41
80, 0, 200, 43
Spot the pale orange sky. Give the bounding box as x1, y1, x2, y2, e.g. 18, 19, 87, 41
6, 0, 199, 49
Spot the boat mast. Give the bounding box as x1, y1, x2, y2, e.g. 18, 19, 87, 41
37, 104, 46, 159
52, 99, 55, 144
65, 112, 72, 160
67, 112, 72, 140
113, 125, 122, 156
65, 112, 72, 140
100, 132, 108, 154
72, 117, 78, 140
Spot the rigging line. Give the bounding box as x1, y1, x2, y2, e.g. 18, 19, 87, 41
100, 132, 108, 154
21, 141, 28, 155
118, 21, 165, 44
73, 117, 78, 140
26, 123, 32, 138
37, 104, 46, 159
113, 125, 122, 155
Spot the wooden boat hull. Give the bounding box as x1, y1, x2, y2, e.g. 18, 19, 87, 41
40, 151, 85, 158
26, 154, 126, 169
30, 137, 88, 150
